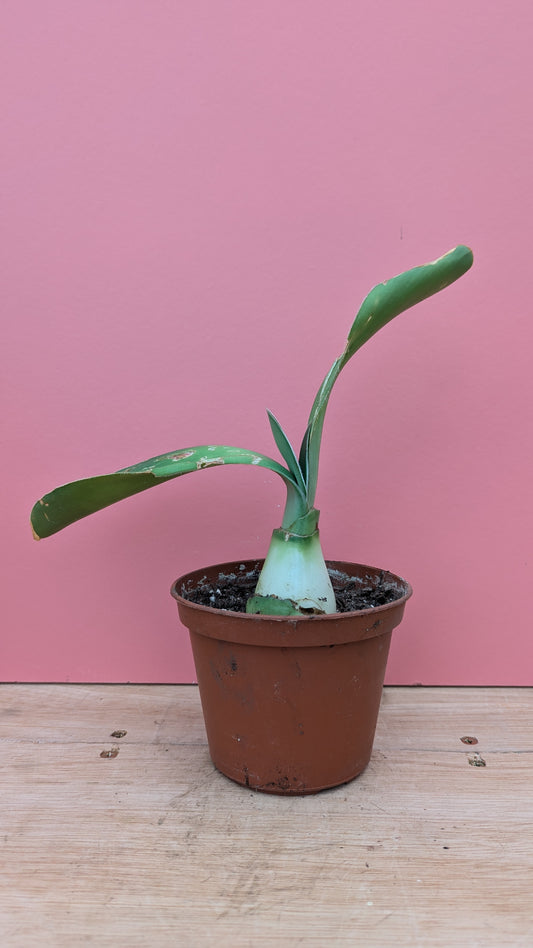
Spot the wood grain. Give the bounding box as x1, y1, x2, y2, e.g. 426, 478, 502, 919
1, 685, 532, 946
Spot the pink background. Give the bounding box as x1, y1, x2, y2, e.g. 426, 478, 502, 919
3, 1, 532, 684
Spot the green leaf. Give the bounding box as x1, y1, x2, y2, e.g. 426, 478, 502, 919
30, 445, 297, 539
246, 594, 301, 616
302, 245, 474, 505
344, 244, 474, 362
298, 425, 310, 484
266, 410, 307, 495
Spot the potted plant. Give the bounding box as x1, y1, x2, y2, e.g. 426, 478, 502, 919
31, 244, 473, 794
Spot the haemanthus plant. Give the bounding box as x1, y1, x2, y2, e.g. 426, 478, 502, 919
31, 245, 473, 616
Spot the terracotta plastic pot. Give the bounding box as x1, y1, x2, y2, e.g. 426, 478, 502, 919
171, 559, 412, 795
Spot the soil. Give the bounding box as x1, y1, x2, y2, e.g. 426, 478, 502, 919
180, 564, 404, 614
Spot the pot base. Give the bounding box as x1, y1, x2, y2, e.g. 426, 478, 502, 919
213, 746, 372, 795
219, 767, 365, 796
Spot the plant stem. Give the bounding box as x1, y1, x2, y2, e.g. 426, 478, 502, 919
250, 526, 336, 615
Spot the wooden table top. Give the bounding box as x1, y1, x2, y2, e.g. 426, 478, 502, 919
1, 684, 531, 946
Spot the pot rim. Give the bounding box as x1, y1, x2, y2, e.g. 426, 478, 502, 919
171, 559, 412, 647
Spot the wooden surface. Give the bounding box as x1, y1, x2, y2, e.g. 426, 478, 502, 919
1, 685, 532, 947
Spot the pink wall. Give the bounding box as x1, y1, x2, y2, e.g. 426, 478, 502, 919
3, 1, 532, 684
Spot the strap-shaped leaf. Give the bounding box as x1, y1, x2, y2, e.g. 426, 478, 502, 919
266, 410, 307, 495
298, 425, 311, 486
302, 245, 474, 506
31, 445, 297, 539
343, 244, 474, 363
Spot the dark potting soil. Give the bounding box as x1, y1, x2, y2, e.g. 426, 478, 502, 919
181, 565, 404, 614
